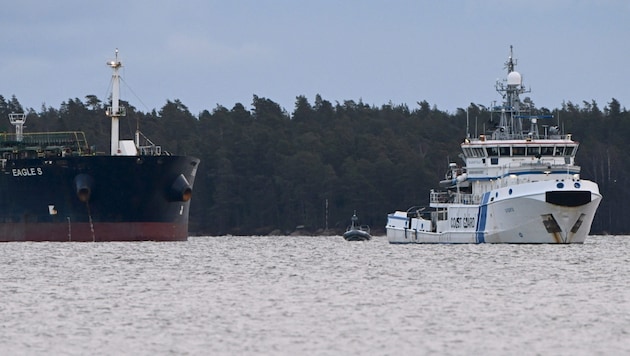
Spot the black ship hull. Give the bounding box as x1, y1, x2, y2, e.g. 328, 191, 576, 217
0, 155, 199, 242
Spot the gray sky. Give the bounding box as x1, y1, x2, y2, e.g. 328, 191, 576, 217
1, 0, 628, 115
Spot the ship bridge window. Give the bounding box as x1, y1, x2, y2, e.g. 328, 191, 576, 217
565, 146, 576, 156
527, 146, 540, 156
554, 146, 565, 156
499, 146, 510, 156
512, 146, 526, 156
464, 147, 482, 157
466, 147, 486, 157
488, 146, 499, 156
541, 146, 554, 156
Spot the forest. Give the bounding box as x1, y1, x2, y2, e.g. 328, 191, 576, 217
0, 93, 626, 236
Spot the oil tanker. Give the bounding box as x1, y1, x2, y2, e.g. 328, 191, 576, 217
0, 50, 200, 241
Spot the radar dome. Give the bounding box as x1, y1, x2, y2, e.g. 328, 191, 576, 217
507, 71, 522, 86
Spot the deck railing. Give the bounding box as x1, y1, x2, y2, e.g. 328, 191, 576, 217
0, 131, 90, 154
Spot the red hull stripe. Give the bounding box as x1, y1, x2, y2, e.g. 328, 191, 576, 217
0, 222, 188, 242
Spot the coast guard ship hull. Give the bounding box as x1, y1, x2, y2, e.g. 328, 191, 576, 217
387, 179, 600, 244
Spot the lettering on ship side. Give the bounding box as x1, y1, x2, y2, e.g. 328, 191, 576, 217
12, 167, 43, 177
450, 216, 477, 229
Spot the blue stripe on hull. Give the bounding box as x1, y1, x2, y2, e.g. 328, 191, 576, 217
475, 192, 491, 243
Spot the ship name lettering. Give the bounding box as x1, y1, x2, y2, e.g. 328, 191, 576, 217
450, 216, 476, 229
12, 167, 43, 177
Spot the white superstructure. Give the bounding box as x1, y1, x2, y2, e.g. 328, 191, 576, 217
386, 46, 601, 244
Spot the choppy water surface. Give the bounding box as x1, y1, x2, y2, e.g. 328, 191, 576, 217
0, 235, 628, 355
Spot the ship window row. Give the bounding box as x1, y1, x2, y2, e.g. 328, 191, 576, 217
463, 145, 576, 158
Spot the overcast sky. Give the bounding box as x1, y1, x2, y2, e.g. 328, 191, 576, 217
1, 1, 628, 115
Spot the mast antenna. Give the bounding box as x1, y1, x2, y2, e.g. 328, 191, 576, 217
466, 108, 470, 138
106, 49, 126, 155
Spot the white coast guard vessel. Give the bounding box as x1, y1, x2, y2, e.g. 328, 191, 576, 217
386, 47, 601, 244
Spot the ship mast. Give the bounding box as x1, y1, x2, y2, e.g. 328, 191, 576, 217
494, 45, 530, 139
106, 49, 126, 155
503, 45, 524, 114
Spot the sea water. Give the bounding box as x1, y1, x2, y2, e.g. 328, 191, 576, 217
0, 235, 628, 355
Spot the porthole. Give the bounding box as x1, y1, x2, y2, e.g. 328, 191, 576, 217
557, 182, 564, 189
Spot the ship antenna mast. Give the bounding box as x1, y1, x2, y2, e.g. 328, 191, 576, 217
106, 49, 126, 155
506, 45, 516, 73
493, 45, 529, 139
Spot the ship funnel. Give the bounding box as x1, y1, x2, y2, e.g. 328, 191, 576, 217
170, 174, 193, 202
74, 174, 94, 202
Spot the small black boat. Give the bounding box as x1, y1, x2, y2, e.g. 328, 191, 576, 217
343, 211, 371, 241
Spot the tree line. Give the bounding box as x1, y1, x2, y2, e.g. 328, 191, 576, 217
0, 93, 626, 235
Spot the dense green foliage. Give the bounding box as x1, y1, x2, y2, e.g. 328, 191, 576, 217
0, 94, 626, 235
